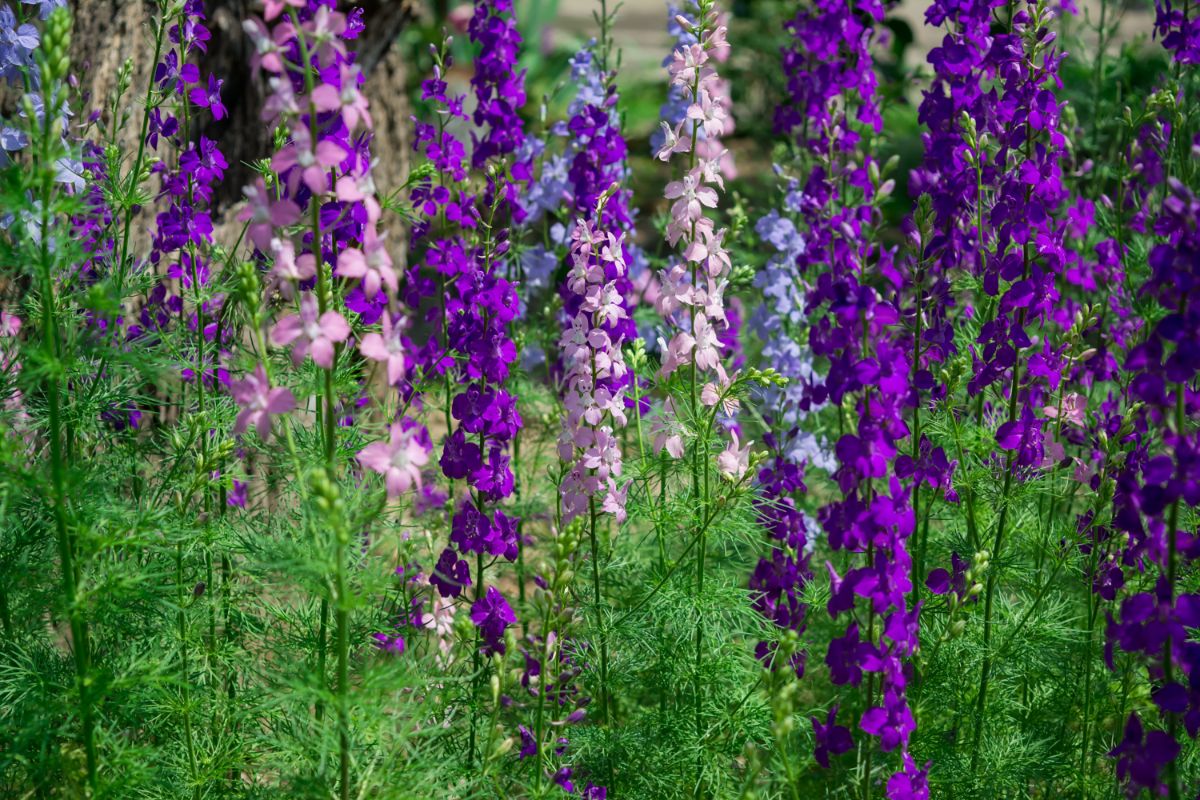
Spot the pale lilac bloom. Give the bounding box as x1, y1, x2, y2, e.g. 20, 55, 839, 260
357, 422, 430, 498
717, 431, 751, 481
270, 293, 351, 368
692, 313, 723, 371
359, 312, 408, 385
336, 226, 396, 298
231, 364, 296, 440
651, 398, 685, 459
272, 125, 346, 195
239, 178, 302, 251
1044, 392, 1086, 428
312, 63, 372, 131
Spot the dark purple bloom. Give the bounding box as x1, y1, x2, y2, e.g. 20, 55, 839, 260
812, 705, 853, 768
470, 586, 515, 655
1109, 713, 1180, 797
430, 547, 471, 598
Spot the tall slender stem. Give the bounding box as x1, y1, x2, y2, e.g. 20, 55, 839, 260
176, 543, 200, 799
589, 494, 609, 724
37, 74, 97, 793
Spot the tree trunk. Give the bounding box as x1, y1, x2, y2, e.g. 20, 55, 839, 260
69, 0, 415, 220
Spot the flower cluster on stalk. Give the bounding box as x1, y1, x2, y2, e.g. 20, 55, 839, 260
234, 0, 385, 450
774, 0, 929, 793
417, 0, 528, 658
652, 1, 738, 470
558, 202, 630, 524
1105, 179, 1200, 795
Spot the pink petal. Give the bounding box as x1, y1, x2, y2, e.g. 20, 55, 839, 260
311, 84, 341, 112
270, 315, 303, 346
315, 139, 347, 168
319, 311, 350, 342
266, 387, 296, 414
310, 337, 334, 369
357, 441, 393, 473
359, 332, 388, 361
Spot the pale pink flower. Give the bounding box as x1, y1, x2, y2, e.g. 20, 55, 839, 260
559, 214, 630, 523
270, 293, 350, 368
581, 426, 623, 480
1072, 457, 1096, 484
665, 169, 718, 224
262, 0, 304, 22
262, 74, 301, 123
359, 313, 408, 385
272, 125, 347, 195
356, 422, 430, 498
717, 431, 752, 481
1041, 427, 1066, 468
1044, 392, 1086, 428
231, 364, 296, 440
312, 63, 372, 131
305, 5, 347, 56
692, 313, 723, 372
447, 3, 473, 33
668, 43, 708, 89
336, 171, 381, 223
655, 121, 686, 162
651, 399, 685, 459
698, 153, 728, 190
601, 478, 630, 524
267, 238, 315, 300
701, 369, 739, 416
583, 283, 627, 327
243, 18, 285, 73
687, 90, 728, 139
658, 331, 695, 378
701, 277, 729, 326
705, 23, 731, 61
704, 229, 732, 278
336, 226, 397, 298
667, 211, 714, 249
655, 264, 694, 317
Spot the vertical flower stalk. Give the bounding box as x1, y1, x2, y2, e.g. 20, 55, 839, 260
653, 0, 736, 779
422, 0, 529, 767
21, 9, 101, 791
776, 0, 927, 794
1105, 179, 1200, 800
559, 194, 630, 723
963, 3, 1069, 767
240, 2, 390, 796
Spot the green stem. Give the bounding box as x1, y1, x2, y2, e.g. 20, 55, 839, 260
335, 528, 351, 800
176, 543, 200, 799
589, 494, 609, 724
38, 79, 97, 794
468, 550, 486, 767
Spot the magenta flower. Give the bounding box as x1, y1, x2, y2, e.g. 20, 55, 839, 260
269, 293, 351, 369
357, 422, 430, 498
231, 364, 296, 441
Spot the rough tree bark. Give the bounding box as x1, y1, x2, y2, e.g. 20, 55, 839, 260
70, 0, 415, 221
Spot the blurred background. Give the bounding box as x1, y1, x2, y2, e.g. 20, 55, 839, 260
61, 0, 1170, 242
